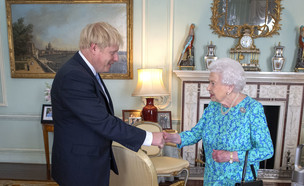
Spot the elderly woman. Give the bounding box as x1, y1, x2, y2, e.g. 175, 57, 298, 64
165, 58, 273, 185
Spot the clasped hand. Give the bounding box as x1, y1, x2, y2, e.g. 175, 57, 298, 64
152, 133, 234, 163
212, 150, 231, 162
152, 132, 181, 148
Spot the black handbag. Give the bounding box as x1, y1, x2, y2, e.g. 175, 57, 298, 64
235, 151, 263, 186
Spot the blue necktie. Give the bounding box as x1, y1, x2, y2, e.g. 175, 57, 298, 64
95, 73, 109, 103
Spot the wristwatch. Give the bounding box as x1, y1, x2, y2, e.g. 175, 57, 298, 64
229, 152, 233, 163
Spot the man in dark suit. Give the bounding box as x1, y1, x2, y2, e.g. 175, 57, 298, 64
51, 22, 164, 186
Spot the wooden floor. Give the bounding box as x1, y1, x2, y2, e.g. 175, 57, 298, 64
0, 163, 292, 186
0, 163, 50, 180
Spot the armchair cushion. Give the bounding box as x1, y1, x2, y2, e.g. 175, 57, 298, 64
150, 156, 189, 174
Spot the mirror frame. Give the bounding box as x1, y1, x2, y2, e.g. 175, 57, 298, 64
210, 0, 283, 38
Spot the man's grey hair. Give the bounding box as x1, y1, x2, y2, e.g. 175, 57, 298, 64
208, 58, 246, 92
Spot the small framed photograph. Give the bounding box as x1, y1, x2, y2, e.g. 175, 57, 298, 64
41, 104, 53, 123
157, 111, 172, 129
122, 110, 141, 124
128, 117, 142, 125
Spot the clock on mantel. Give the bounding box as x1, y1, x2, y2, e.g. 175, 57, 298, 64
230, 28, 260, 71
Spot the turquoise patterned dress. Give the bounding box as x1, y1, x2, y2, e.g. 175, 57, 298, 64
178, 96, 274, 185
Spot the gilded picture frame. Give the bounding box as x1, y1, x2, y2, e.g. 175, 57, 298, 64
6, 0, 133, 79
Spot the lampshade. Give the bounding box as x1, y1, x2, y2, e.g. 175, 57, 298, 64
132, 68, 169, 97
132, 68, 169, 122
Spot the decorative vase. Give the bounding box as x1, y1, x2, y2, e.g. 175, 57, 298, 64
272, 43, 285, 72
204, 41, 217, 70
142, 98, 158, 122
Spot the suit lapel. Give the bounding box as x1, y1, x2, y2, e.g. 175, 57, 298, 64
96, 73, 114, 115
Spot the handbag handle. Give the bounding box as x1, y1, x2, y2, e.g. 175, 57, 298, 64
250, 164, 258, 181
241, 151, 258, 182
241, 151, 249, 182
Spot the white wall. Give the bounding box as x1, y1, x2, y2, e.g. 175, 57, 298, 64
0, 0, 303, 163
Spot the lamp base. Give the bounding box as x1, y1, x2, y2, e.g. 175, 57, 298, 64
142, 98, 158, 122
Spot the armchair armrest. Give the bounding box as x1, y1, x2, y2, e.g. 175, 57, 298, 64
163, 129, 178, 147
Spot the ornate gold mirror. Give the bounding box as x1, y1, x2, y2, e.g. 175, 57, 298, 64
210, 0, 283, 39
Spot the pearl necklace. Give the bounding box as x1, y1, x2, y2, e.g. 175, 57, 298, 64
221, 93, 240, 115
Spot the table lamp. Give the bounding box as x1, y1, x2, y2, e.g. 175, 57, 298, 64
132, 68, 169, 122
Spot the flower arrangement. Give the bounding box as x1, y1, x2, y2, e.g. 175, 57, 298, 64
44, 82, 51, 103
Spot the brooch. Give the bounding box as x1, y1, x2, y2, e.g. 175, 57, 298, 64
240, 107, 246, 113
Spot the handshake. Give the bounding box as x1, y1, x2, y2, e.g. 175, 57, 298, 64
151, 132, 181, 149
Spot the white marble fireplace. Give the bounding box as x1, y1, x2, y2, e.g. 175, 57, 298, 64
174, 70, 304, 175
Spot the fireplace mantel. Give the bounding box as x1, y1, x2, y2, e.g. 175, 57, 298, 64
174, 70, 304, 176
174, 70, 304, 83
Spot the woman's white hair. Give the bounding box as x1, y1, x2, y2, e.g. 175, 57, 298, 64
208, 58, 246, 92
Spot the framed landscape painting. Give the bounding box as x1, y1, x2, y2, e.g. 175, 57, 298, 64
6, 0, 133, 79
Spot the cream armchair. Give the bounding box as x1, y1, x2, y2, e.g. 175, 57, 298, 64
134, 121, 189, 186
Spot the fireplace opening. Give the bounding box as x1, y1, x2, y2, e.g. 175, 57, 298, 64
260, 105, 280, 169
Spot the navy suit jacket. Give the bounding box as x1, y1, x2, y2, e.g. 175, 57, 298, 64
51, 52, 146, 186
